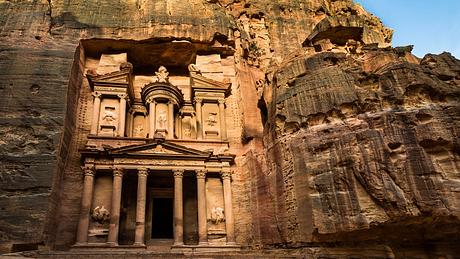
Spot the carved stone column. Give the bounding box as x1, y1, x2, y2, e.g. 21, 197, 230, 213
168, 101, 174, 139
134, 168, 148, 246
90, 92, 102, 135
173, 169, 184, 246
149, 99, 156, 138
118, 94, 128, 137
107, 168, 123, 245
218, 99, 227, 141
221, 171, 236, 244
75, 166, 95, 245
195, 97, 203, 140
196, 170, 208, 245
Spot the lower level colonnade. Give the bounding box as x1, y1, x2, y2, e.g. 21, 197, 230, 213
74, 166, 236, 248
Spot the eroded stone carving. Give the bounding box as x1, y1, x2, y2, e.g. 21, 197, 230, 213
153, 66, 169, 83
157, 110, 167, 129
91, 206, 110, 224
210, 207, 225, 224
206, 112, 218, 127
102, 107, 117, 125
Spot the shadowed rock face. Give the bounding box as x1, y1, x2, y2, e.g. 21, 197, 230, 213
258, 50, 460, 255
0, 0, 459, 257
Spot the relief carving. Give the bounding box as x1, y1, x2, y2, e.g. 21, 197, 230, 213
157, 110, 167, 129
102, 107, 117, 125
206, 112, 218, 127
133, 125, 144, 137
210, 207, 225, 224
91, 206, 110, 224
153, 66, 169, 83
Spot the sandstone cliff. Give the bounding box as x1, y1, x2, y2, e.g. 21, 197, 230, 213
0, 0, 459, 258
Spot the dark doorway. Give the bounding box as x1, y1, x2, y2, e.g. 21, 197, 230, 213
151, 198, 173, 239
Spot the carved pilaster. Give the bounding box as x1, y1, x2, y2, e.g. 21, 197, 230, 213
194, 97, 203, 140
218, 98, 227, 141
107, 167, 124, 245
76, 165, 96, 245
173, 169, 184, 245
221, 170, 235, 244
117, 94, 128, 137
135, 167, 148, 246
90, 92, 102, 135
196, 169, 207, 244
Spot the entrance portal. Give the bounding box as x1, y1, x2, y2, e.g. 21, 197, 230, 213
151, 198, 173, 239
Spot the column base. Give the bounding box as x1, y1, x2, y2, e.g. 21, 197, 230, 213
73, 242, 88, 247
106, 242, 118, 247
133, 242, 146, 247
226, 241, 237, 245
198, 241, 209, 246
173, 242, 184, 246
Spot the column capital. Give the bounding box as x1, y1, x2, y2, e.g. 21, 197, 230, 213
196, 169, 206, 179
138, 168, 148, 177
113, 168, 124, 177
92, 92, 102, 98
221, 171, 232, 180
218, 98, 226, 105
173, 169, 184, 178
147, 97, 156, 104
194, 97, 203, 103
81, 165, 95, 177
117, 93, 128, 100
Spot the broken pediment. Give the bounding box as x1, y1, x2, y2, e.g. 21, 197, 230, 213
190, 72, 231, 95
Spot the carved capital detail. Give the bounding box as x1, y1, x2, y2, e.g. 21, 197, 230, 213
92, 92, 102, 98
196, 170, 206, 179
117, 93, 128, 100
113, 168, 124, 177
138, 168, 148, 177
173, 169, 184, 178
221, 171, 232, 180
218, 98, 226, 105
82, 165, 95, 177
194, 97, 203, 103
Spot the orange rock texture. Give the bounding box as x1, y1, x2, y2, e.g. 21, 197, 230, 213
0, 0, 459, 258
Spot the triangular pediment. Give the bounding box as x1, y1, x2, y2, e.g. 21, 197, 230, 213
109, 140, 211, 158
93, 70, 131, 84
190, 73, 231, 92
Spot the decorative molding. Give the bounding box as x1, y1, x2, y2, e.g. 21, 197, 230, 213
218, 98, 226, 105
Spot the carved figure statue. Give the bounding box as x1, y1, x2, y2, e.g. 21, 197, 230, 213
210, 207, 225, 224
102, 108, 116, 125
206, 112, 218, 127
92, 206, 110, 224
157, 110, 167, 129
154, 66, 169, 83
134, 125, 144, 137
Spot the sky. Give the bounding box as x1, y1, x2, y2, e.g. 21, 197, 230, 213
354, 0, 460, 58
